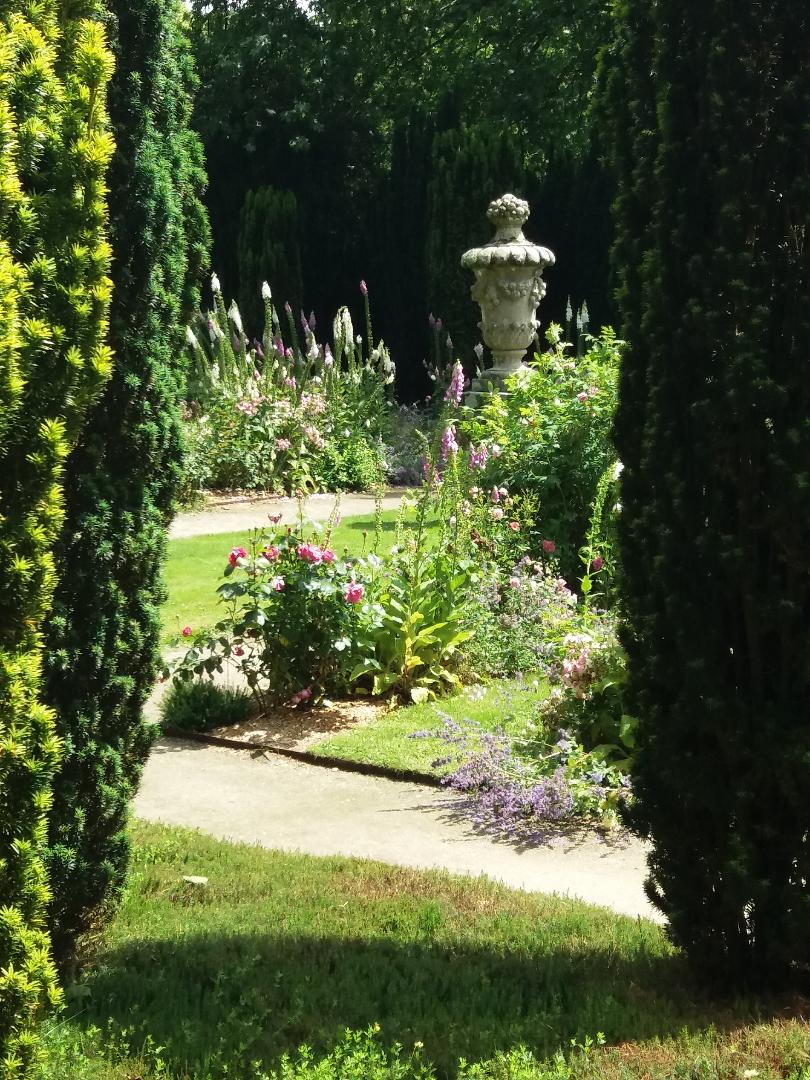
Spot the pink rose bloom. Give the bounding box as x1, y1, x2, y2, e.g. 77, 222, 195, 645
509, 521, 520, 532
542, 540, 556, 554
509, 577, 520, 589
344, 582, 365, 604
290, 687, 313, 705
297, 543, 323, 564
263, 545, 280, 561
490, 507, 504, 521
591, 555, 604, 572
577, 391, 588, 403
182, 626, 192, 637
234, 646, 245, 657
321, 549, 336, 563
271, 576, 285, 592
228, 546, 247, 567
269, 513, 283, 524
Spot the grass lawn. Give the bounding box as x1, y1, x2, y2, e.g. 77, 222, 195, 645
162, 509, 438, 646
41, 822, 809, 1079
310, 677, 548, 776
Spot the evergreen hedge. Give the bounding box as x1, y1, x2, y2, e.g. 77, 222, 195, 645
43, 0, 209, 966
606, 0, 810, 985
0, 0, 113, 1069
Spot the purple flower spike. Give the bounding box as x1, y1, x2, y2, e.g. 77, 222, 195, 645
444, 360, 465, 407
309, 311, 317, 330
360, 280, 368, 296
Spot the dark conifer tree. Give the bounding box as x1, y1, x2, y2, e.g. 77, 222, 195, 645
605, 0, 810, 985
43, 0, 210, 964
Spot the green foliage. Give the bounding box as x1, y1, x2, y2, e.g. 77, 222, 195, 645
42, 0, 210, 967
462, 327, 621, 587
158, 679, 253, 733
427, 126, 525, 364
0, 0, 114, 1068
238, 187, 303, 337
604, 0, 810, 985
352, 550, 473, 702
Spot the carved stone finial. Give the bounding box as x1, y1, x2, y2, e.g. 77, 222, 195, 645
486, 193, 530, 242
461, 193, 555, 400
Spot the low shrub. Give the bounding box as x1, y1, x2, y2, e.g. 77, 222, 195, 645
159, 680, 253, 733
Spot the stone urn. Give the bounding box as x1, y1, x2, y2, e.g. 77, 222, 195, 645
461, 193, 555, 402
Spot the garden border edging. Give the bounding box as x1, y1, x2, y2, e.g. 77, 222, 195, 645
163, 726, 445, 788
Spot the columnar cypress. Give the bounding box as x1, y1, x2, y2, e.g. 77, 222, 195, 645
237, 186, 302, 335
43, 0, 209, 965
0, 0, 113, 1069
606, 0, 810, 985
426, 126, 525, 363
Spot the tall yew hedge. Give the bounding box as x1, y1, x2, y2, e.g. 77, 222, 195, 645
43, 0, 209, 965
606, 0, 810, 985
0, 0, 113, 1069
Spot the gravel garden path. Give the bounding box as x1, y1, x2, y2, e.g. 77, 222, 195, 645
170, 489, 410, 540
135, 738, 659, 922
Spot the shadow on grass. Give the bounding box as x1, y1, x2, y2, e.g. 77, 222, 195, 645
74, 927, 752, 1078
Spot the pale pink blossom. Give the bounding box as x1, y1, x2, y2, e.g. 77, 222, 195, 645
509, 521, 520, 531
275, 438, 292, 451
490, 507, 504, 521
228, 546, 247, 567
271, 576, 285, 592
263, 545, 280, 561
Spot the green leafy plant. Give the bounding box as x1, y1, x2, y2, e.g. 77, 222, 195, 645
461, 326, 621, 586
352, 549, 474, 702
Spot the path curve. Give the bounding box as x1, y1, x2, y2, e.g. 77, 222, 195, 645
136, 738, 659, 922
171, 490, 410, 540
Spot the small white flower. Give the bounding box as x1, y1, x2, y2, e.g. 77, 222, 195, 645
613, 460, 624, 480
261, 281, 272, 300
211, 272, 221, 294
227, 301, 242, 333
185, 326, 198, 348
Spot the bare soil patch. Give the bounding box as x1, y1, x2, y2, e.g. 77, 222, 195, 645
209, 697, 388, 751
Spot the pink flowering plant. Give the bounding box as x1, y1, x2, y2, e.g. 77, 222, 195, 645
181, 277, 394, 497
170, 506, 369, 707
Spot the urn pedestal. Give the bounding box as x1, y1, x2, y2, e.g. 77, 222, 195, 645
461, 193, 555, 405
